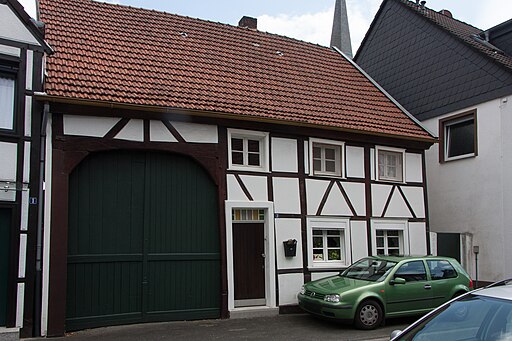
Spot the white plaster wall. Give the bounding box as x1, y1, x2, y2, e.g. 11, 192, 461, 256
278, 273, 303, 305
346, 146, 365, 178
16, 283, 24, 327
342, 182, 366, 216
430, 232, 437, 256
0, 141, 17, 181
305, 179, 329, 215
171, 121, 218, 143
63, 115, 120, 137
271, 137, 298, 173
0, 44, 20, 56
401, 186, 425, 218
0, 4, 40, 45
385, 190, 413, 218
239, 175, 268, 201
25, 50, 33, 91
18, 234, 27, 278
150, 120, 177, 143
408, 222, 427, 256
226, 174, 248, 201
406, 153, 423, 183
350, 220, 368, 261
272, 178, 301, 214
25, 96, 32, 137
423, 97, 509, 282
275, 218, 302, 270
115, 119, 143, 142
371, 184, 392, 217
23, 141, 30, 183
322, 185, 352, 216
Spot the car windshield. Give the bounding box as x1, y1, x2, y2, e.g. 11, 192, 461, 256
395, 294, 512, 341
340, 258, 397, 282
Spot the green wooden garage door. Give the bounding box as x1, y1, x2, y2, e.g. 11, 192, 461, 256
66, 151, 220, 331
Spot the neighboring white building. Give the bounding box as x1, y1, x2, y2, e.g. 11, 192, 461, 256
355, 0, 512, 284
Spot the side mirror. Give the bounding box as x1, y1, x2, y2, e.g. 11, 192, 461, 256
390, 277, 406, 285
390, 330, 402, 339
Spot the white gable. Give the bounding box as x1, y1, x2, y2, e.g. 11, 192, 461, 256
0, 3, 40, 46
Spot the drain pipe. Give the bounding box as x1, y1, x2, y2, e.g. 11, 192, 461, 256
34, 101, 49, 336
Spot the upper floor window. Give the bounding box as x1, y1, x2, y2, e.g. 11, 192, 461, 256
377, 147, 405, 182
0, 74, 15, 131
228, 129, 269, 172
309, 138, 344, 177
440, 111, 477, 162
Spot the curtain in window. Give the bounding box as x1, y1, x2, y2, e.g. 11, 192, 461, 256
0, 76, 15, 130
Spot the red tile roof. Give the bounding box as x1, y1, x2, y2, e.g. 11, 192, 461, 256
39, 0, 434, 142
400, 0, 512, 71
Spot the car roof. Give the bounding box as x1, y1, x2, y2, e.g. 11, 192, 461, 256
366, 255, 456, 263
474, 281, 512, 301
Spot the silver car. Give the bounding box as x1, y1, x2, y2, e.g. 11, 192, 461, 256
390, 279, 512, 341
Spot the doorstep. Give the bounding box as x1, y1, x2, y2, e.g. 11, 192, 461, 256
229, 306, 279, 319
0, 327, 19, 341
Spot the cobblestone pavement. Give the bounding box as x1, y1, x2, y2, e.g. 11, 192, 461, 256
29, 314, 417, 341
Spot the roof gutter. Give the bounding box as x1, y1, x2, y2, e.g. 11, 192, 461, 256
33, 93, 436, 145
332, 46, 437, 139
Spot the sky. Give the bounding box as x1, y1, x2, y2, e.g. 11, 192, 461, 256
17, 0, 512, 53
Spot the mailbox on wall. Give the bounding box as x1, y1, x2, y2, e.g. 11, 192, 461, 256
283, 239, 297, 257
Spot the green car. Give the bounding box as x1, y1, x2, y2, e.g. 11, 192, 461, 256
298, 256, 472, 330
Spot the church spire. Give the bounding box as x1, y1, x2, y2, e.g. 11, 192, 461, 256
330, 0, 353, 58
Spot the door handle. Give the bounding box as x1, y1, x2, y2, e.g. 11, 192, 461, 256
261, 253, 266, 258
424, 284, 432, 290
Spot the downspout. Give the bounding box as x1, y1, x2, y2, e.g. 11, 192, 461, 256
34, 101, 49, 336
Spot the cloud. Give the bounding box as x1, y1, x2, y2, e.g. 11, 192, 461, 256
257, 0, 381, 53
258, 8, 333, 47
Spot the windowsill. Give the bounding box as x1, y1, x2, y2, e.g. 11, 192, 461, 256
375, 177, 405, 184
228, 164, 269, 173
308, 262, 349, 269
441, 153, 476, 163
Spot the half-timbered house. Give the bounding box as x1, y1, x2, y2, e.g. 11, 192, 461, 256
36, 0, 435, 336
0, 0, 51, 338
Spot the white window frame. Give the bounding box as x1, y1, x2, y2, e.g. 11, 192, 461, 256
306, 217, 351, 269
228, 129, 269, 172
309, 138, 345, 178
441, 112, 476, 162
371, 219, 409, 256
376, 146, 405, 183
0, 73, 16, 131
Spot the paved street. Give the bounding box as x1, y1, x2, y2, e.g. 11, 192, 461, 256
29, 314, 415, 341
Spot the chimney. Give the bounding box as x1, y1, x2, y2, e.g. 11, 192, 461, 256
439, 9, 453, 18
238, 16, 257, 30
420, 1, 426, 8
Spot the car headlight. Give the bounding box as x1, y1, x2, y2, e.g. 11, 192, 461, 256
299, 285, 306, 295
324, 294, 341, 303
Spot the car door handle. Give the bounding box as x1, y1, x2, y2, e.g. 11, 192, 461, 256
424, 284, 432, 290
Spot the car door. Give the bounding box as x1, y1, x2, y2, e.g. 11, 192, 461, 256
386, 260, 434, 315
426, 259, 460, 307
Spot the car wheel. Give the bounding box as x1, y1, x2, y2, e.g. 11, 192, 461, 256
354, 300, 383, 330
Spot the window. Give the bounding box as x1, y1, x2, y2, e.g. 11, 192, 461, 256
228, 129, 269, 172
232, 209, 264, 222
427, 260, 458, 280
312, 229, 343, 262
371, 220, 409, 256
307, 218, 350, 268
0, 74, 15, 130
440, 111, 477, 162
376, 230, 402, 255
394, 260, 427, 282
377, 147, 404, 182
309, 138, 344, 177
